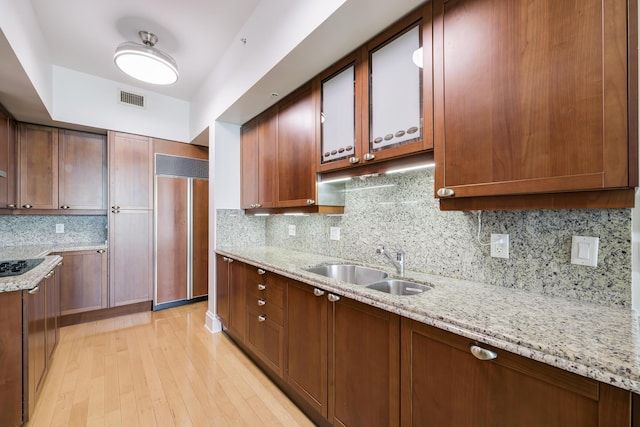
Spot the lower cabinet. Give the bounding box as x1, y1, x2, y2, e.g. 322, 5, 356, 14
401, 318, 631, 427
58, 249, 107, 316
0, 291, 24, 427
245, 268, 285, 377
286, 279, 400, 426
219, 260, 634, 427
25, 263, 61, 422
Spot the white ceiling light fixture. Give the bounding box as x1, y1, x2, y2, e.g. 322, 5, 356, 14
114, 31, 179, 85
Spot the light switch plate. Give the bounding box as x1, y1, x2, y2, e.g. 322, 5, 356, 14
330, 227, 340, 241
55, 224, 64, 234
571, 236, 599, 267
288, 224, 296, 236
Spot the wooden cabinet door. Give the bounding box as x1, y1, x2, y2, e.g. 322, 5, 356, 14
0, 106, 16, 209
26, 281, 47, 418
156, 176, 188, 305
18, 123, 58, 209
241, 109, 277, 209
328, 294, 400, 427
191, 178, 208, 298
228, 259, 246, 342
0, 291, 24, 427
58, 250, 107, 315
433, 0, 633, 200
277, 85, 317, 207
58, 130, 107, 210
108, 131, 152, 210
109, 210, 152, 306
215, 254, 230, 327
246, 307, 284, 375
45, 265, 60, 362
286, 280, 328, 417
401, 319, 631, 427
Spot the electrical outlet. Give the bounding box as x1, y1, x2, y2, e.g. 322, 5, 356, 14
55, 224, 64, 234
288, 224, 296, 236
330, 227, 341, 241
490, 233, 509, 259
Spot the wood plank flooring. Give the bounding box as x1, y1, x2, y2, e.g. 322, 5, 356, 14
26, 301, 313, 427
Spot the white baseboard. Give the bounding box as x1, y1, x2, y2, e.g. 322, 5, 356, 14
205, 310, 222, 333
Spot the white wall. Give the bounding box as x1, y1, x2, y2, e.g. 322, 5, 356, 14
52, 66, 190, 141
0, 0, 53, 113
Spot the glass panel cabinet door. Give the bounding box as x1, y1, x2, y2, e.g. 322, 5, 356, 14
321, 64, 356, 165
369, 24, 422, 153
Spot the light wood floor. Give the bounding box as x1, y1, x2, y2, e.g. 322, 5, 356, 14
26, 301, 314, 427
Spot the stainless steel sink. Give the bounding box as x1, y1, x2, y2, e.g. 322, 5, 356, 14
303, 264, 388, 285
366, 279, 432, 295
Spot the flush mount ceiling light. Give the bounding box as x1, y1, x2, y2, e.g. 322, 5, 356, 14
114, 31, 178, 85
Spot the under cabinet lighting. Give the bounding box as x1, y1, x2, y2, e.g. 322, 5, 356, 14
253, 213, 270, 216
319, 177, 352, 185
385, 163, 434, 175
283, 213, 309, 216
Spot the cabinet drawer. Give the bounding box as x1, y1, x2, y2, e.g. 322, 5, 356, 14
246, 276, 285, 307
246, 307, 284, 376
246, 293, 284, 325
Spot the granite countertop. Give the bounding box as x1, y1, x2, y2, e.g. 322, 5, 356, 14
216, 246, 640, 394
0, 242, 107, 293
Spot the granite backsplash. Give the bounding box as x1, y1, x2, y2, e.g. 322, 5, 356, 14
0, 215, 108, 246
216, 168, 632, 308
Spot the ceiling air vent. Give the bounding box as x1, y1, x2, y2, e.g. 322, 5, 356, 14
119, 90, 145, 108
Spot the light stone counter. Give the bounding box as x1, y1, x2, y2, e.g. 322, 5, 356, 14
0, 242, 107, 293
216, 246, 640, 394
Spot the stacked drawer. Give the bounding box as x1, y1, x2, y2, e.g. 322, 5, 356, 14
245, 267, 286, 375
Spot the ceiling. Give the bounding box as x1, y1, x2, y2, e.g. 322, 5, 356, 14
0, 0, 425, 133
30, 0, 260, 101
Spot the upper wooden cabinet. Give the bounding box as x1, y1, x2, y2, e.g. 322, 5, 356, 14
18, 124, 59, 210
108, 131, 153, 210
317, 4, 433, 173
58, 130, 107, 210
0, 105, 16, 210
12, 124, 106, 212
277, 85, 318, 207
433, 0, 637, 209
240, 108, 277, 209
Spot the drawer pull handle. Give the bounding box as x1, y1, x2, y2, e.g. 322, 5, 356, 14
97, 249, 105, 254
257, 299, 266, 306
44, 271, 54, 279
306, 199, 315, 205
22, 204, 32, 209
60, 205, 70, 209
470, 345, 497, 361
349, 157, 360, 164
7, 204, 16, 209
257, 269, 266, 275
257, 315, 266, 322
437, 188, 455, 198
222, 256, 229, 261
363, 153, 375, 161
28, 286, 40, 294
257, 284, 266, 291
327, 294, 340, 302
313, 288, 325, 297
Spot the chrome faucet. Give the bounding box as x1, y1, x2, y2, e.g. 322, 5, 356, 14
376, 245, 405, 276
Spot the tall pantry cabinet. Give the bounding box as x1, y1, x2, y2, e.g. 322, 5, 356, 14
107, 132, 153, 306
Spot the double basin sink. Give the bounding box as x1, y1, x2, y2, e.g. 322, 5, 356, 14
303, 264, 432, 296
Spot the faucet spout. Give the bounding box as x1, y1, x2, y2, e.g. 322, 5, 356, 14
376, 245, 405, 276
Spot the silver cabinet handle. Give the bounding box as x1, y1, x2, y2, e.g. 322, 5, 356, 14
363, 153, 375, 161
60, 205, 70, 209
22, 204, 32, 209
28, 286, 40, 294
111, 209, 120, 214
228, 258, 233, 263
437, 188, 455, 198
313, 288, 325, 297
306, 199, 315, 205
222, 256, 229, 262
327, 294, 340, 302
349, 157, 360, 164
250, 204, 256, 208
257, 284, 266, 291
257, 315, 266, 322
44, 270, 54, 279
257, 269, 266, 275
470, 345, 497, 361
257, 299, 266, 306
97, 249, 105, 254
57, 261, 63, 267
255, 203, 262, 208
7, 204, 16, 209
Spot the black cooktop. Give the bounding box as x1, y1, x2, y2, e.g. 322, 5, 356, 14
0, 258, 45, 278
